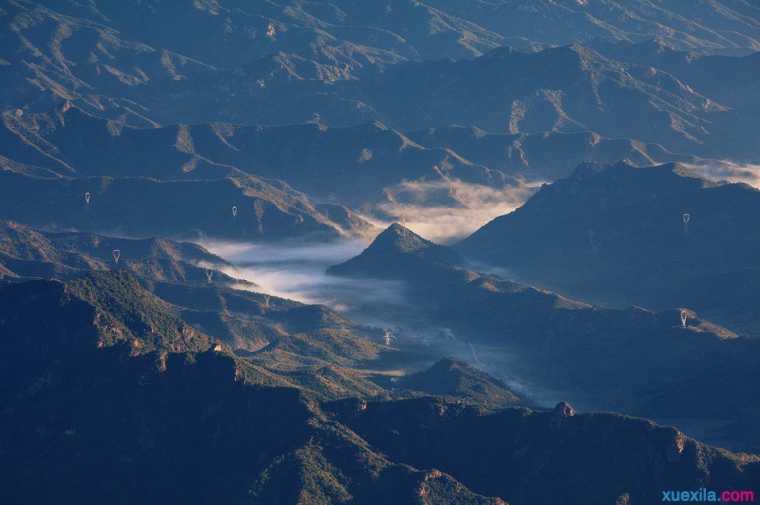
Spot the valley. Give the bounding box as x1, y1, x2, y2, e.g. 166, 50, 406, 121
3, 1, 760, 503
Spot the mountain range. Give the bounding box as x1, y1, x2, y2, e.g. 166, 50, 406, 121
2, 267, 758, 505
0, 219, 241, 282
330, 222, 760, 451
4, 1, 760, 246
0, 102, 705, 241
3, 1, 760, 503
3, 1, 760, 160
459, 161, 760, 336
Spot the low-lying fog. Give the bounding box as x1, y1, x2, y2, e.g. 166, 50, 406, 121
202, 237, 581, 410
197, 161, 759, 446
204, 239, 372, 306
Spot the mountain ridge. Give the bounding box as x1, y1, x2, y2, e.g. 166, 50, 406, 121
328, 222, 760, 450
458, 161, 760, 335
2, 272, 759, 504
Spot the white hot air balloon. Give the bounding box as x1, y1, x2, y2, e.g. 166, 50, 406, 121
232, 206, 238, 218
112, 249, 121, 265
682, 212, 691, 234
84, 192, 92, 205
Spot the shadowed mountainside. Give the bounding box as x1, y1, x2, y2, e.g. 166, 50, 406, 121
0, 275, 504, 505
331, 397, 760, 505
0, 170, 368, 240
2, 272, 759, 505
329, 222, 464, 279
330, 223, 760, 450
459, 161, 760, 335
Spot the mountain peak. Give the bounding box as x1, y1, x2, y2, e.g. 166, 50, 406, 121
375, 222, 428, 247
356, 222, 441, 257
386, 222, 408, 233
327, 223, 463, 279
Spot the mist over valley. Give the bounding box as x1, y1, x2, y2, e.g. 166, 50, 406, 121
2, 1, 760, 504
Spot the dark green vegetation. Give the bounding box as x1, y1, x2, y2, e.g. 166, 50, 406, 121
330, 222, 760, 451
459, 162, 760, 336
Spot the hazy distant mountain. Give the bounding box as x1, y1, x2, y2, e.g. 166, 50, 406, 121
0, 0, 507, 125
3, 1, 759, 161
423, 0, 760, 54
407, 125, 694, 180
355, 44, 721, 148
0, 169, 368, 240
593, 39, 760, 109
177, 119, 508, 205
590, 40, 760, 159
0, 106, 509, 204
459, 161, 760, 335
2, 105, 708, 213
